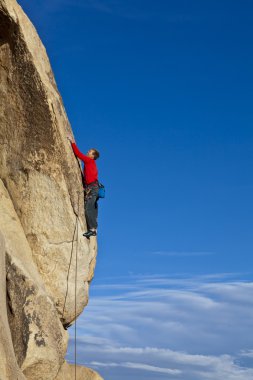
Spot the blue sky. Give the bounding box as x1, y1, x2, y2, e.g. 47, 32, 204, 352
18, 0, 253, 378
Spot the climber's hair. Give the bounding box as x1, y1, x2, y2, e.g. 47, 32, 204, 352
91, 148, 100, 160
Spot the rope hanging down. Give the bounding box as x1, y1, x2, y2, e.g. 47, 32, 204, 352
74, 193, 79, 380
62, 192, 80, 380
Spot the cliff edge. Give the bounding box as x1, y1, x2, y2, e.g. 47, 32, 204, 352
0, 0, 102, 378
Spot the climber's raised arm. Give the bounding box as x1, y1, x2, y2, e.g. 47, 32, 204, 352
67, 136, 91, 163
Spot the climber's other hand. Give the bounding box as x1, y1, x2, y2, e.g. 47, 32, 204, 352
67, 135, 73, 143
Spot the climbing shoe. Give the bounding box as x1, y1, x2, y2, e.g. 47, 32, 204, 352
83, 230, 97, 239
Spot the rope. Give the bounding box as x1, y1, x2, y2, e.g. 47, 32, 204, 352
61, 214, 78, 322
75, 192, 80, 379
61, 192, 80, 380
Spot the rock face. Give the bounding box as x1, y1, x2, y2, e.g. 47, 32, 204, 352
56, 362, 104, 380
0, 233, 26, 380
0, 0, 102, 379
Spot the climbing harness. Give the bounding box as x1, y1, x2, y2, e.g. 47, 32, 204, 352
84, 181, 105, 199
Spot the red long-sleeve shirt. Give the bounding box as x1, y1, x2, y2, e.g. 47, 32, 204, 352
71, 142, 98, 185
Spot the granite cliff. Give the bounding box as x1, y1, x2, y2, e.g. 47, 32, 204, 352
0, 0, 102, 378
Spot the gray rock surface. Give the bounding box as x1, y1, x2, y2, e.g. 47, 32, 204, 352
0, 0, 102, 378
0, 233, 26, 380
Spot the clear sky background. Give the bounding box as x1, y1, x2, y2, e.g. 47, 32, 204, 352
18, 1, 253, 379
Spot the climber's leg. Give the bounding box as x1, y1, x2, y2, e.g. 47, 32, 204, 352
84, 185, 99, 237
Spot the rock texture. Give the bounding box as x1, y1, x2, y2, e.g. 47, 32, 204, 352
0, 0, 102, 379
56, 362, 104, 380
0, 233, 26, 380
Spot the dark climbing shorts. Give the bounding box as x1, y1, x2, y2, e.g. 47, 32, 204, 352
85, 184, 99, 230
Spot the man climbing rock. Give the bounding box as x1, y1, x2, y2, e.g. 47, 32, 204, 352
67, 136, 100, 239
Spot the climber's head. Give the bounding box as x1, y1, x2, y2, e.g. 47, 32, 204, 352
87, 148, 100, 160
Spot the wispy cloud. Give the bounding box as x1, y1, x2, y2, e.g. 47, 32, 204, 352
67, 273, 253, 379
90, 361, 182, 375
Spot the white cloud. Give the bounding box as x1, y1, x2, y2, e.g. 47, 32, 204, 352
90, 361, 182, 375
68, 274, 253, 379
240, 350, 253, 358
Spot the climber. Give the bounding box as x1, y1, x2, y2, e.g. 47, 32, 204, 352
67, 136, 100, 239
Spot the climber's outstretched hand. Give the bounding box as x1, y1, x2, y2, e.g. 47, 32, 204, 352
67, 135, 74, 143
